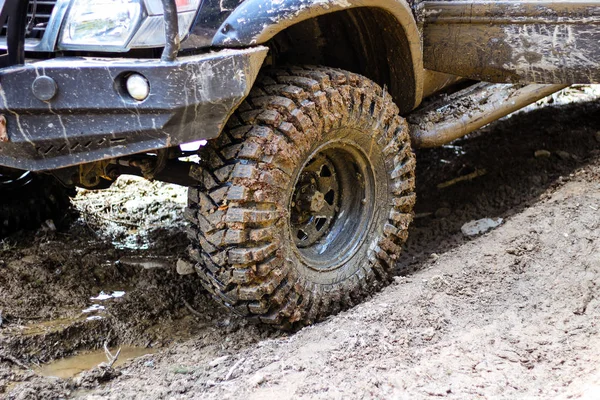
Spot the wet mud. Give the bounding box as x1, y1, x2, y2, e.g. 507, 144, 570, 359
1, 86, 599, 399
36, 347, 157, 379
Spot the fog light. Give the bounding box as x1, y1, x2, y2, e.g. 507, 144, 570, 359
126, 73, 150, 101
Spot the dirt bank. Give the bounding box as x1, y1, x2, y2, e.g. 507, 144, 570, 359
1, 87, 599, 399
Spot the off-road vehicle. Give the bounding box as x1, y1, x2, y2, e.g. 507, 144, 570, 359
0, 0, 598, 327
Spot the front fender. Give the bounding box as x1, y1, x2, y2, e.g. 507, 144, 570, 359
212, 0, 424, 107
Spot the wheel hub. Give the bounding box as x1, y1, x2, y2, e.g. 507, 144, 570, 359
288, 142, 376, 271
291, 155, 339, 248
309, 191, 326, 213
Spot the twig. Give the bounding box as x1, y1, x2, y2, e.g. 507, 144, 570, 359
108, 348, 122, 368
225, 357, 245, 381
182, 299, 203, 318
80, 215, 100, 237
437, 169, 487, 189
103, 342, 122, 368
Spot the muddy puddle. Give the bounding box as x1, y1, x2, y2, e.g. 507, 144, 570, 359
35, 346, 157, 379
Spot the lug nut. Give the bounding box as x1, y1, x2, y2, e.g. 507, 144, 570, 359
126, 73, 150, 101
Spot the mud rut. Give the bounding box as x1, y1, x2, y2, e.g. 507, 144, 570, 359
1, 87, 599, 399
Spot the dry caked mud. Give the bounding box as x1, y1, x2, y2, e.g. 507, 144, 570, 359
1, 87, 600, 399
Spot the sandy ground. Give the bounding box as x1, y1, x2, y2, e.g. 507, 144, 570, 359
0, 86, 599, 399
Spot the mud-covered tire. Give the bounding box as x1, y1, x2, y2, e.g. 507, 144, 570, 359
0, 171, 73, 239
185, 66, 416, 328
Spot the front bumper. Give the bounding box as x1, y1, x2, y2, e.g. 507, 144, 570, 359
0, 46, 268, 171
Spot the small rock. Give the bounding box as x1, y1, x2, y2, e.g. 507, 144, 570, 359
176, 259, 195, 275
43, 219, 57, 231
247, 373, 266, 387
169, 379, 191, 394
217, 318, 231, 327
534, 150, 551, 158
428, 275, 445, 290
422, 327, 436, 341
144, 360, 155, 368
209, 355, 230, 367
461, 218, 503, 236
595, 131, 600, 143
434, 208, 451, 218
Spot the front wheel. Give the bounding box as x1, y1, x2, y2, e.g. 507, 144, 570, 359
185, 66, 416, 328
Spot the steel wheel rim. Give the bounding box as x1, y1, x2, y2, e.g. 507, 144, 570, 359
288, 139, 375, 271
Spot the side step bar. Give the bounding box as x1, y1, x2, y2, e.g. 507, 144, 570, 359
408, 83, 567, 148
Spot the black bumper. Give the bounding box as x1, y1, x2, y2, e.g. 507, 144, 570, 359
0, 47, 268, 171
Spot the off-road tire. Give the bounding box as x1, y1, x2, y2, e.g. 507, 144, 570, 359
185, 66, 416, 328
0, 172, 73, 238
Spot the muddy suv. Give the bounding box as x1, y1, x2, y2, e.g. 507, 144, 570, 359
0, 0, 598, 328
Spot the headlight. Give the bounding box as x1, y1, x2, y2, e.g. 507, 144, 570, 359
58, 0, 201, 52
59, 0, 144, 51
128, 0, 200, 48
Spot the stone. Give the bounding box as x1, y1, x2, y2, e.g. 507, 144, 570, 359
534, 150, 551, 158
176, 259, 196, 275
461, 218, 503, 236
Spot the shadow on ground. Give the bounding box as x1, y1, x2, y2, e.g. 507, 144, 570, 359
400, 97, 600, 273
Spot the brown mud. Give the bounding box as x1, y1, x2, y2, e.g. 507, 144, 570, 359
1, 86, 599, 399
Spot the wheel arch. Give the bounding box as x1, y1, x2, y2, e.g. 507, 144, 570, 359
212, 0, 423, 113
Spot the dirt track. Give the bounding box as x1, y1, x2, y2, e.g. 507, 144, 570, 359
1, 87, 599, 399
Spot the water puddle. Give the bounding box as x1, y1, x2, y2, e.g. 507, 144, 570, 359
82, 304, 105, 314
35, 346, 157, 379
81, 290, 127, 319
90, 291, 126, 301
